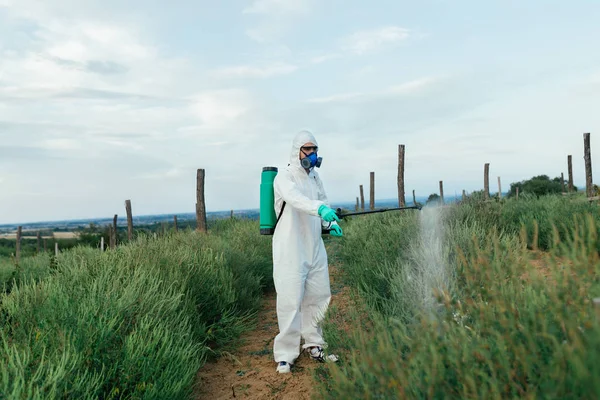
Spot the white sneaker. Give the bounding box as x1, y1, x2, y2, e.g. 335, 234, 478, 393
276, 361, 291, 373
309, 346, 339, 363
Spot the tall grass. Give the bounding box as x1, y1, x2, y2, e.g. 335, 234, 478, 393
0, 219, 272, 399
318, 196, 600, 399
454, 193, 600, 250
0, 253, 54, 294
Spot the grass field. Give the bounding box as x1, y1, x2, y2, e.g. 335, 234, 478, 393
316, 194, 600, 399
2, 194, 599, 399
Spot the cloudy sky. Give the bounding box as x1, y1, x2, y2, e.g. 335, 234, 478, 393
1, 0, 599, 224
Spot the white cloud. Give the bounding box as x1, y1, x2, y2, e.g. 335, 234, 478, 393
137, 167, 183, 180
343, 26, 410, 55
307, 76, 440, 104
310, 53, 342, 64
212, 62, 298, 79
242, 0, 313, 43
387, 77, 440, 95
307, 92, 365, 104
188, 89, 252, 129
39, 138, 81, 150
243, 0, 312, 16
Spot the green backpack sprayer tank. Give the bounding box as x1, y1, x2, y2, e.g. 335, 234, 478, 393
260, 166, 279, 235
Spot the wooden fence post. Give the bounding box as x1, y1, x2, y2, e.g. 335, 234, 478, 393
355, 197, 359, 211
100, 237, 104, 251
498, 177, 502, 199
359, 185, 365, 210
37, 231, 41, 254
55, 242, 59, 256
561, 172, 566, 193
516, 187, 519, 200
370, 172, 375, 210
125, 200, 133, 240
398, 144, 406, 207
111, 214, 117, 249
196, 168, 207, 233
484, 163, 490, 199
230, 210, 234, 219
173, 215, 178, 232
439, 181, 445, 204
412, 189, 417, 206
568, 155, 574, 192
462, 190, 466, 201
16, 226, 22, 264
584, 133, 593, 197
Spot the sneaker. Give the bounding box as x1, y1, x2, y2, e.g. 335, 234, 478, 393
308, 346, 339, 363
276, 361, 291, 374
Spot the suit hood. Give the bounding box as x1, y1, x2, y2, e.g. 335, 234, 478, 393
289, 129, 319, 168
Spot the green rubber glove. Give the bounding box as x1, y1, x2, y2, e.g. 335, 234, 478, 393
318, 205, 340, 222
329, 224, 343, 237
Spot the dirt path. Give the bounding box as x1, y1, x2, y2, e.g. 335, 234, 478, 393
194, 262, 351, 400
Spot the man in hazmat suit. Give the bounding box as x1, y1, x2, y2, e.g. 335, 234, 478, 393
272, 129, 343, 374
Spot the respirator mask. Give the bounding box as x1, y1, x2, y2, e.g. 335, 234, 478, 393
300, 148, 322, 169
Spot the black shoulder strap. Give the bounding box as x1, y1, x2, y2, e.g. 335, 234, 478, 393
274, 201, 286, 230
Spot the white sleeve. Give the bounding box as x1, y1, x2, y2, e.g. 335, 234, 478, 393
274, 172, 325, 216
314, 173, 339, 228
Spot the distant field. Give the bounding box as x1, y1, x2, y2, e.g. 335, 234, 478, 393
0, 232, 79, 240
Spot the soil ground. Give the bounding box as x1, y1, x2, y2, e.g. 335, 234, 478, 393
194, 262, 353, 400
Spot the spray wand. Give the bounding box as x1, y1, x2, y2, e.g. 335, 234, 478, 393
334, 205, 422, 220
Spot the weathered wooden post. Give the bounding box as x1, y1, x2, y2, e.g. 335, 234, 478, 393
55, 242, 59, 256
498, 177, 502, 199
100, 237, 104, 251
196, 168, 207, 233
355, 197, 359, 211
516, 187, 519, 200
173, 215, 178, 232
484, 163, 490, 199
370, 172, 375, 210
37, 231, 41, 253
584, 133, 593, 197
462, 189, 466, 201
16, 226, 22, 264
359, 185, 365, 210
568, 155, 574, 192
412, 189, 417, 206
398, 144, 406, 207
125, 200, 133, 240
439, 180, 445, 204
111, 214, 118, 249
561, 172, 566, 193
230, 210, 234, 219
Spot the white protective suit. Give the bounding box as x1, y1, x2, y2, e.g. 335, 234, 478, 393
272, 130, 338, 364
